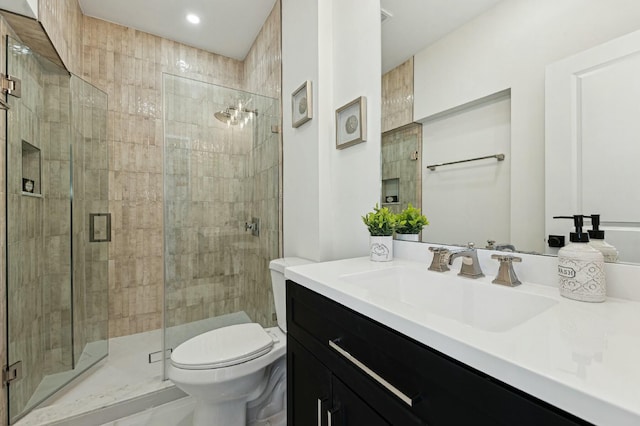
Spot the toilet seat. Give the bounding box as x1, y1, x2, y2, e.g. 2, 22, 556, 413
171, 323, 274, 370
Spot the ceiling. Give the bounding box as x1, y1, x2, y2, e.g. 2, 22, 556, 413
78, 0, 278, 61
2, 0, 502, 71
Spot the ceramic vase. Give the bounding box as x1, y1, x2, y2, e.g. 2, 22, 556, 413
370, 236, 393, 262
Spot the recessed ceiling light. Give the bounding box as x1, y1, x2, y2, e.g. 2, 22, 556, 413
186, 14, 200, 24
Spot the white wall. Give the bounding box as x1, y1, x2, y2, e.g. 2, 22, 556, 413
282, 0, 381, 261
413, 0, 640, 252
422, 93, 511, 247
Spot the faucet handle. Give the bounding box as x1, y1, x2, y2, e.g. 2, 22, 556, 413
428, 247, 451, 272
491, 254, 522, 286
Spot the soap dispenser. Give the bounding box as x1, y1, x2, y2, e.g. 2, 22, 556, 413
553, 215, 606, 302
587, 214, 619, 263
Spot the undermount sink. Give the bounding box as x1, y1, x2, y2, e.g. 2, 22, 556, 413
340, 266, 558, 332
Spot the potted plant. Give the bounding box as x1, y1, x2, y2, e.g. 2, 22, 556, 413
395, 203, 429, 242
362, 203, 397, 261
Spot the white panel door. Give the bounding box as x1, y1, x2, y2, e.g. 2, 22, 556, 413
546, 29, 640, 262
422, 93, 511, 248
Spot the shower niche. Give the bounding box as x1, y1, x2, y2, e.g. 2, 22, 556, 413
21, 140, 41, 195
5, 36, 109, 423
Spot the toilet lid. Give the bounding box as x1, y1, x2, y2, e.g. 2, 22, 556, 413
171, 323, 274, 370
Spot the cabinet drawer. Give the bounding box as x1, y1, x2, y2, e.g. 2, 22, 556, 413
287, 280, 590, 426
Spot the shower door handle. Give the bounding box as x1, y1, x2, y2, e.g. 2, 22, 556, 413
89, 213, 111, 242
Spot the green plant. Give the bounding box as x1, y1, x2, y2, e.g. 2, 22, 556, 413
362, 204, 397, 236
395, 203, 429, 234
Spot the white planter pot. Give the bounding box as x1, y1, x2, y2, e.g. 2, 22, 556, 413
396, 233, 419, 242
370, 236, 393, 262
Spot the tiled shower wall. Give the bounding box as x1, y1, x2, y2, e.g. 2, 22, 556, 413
5, 39, 76, 419
163, 76, 280, 330
382, 58, 414, 133
36, 0, 282, 337
242, 3, 282, 327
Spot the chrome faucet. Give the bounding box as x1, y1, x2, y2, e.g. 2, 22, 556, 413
448, 244, 484, 278
495, 243, 516, 252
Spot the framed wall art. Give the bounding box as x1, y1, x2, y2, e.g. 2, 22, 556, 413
336, 96, 366, 149
291, 80, 312, 128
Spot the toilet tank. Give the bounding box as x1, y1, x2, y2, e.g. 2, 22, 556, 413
269, 257, 314, 332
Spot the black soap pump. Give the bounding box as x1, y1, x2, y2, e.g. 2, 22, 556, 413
587, 214, 618, 263
553, 215, 606, 302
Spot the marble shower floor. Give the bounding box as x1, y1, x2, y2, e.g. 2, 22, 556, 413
15, 312, 252, 426
15, 328, 177, 426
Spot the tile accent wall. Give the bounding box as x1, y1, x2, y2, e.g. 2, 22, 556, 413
81, 17, 249, 337
242, 0, 283, 327
35, 0, 282, 338
382, 58, 414, 133
38, 0, 83, 74
38, 0, 83, 75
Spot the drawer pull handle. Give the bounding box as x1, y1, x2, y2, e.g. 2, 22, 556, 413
317, 398, 329, 425
329, 339, 414, 407
328, 407, 339, 426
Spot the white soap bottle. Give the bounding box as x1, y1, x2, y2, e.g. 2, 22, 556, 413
554, 215, 606, 302
587, 214, 619, 263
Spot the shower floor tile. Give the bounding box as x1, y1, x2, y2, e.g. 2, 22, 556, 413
15, 329, 175, 426
15, 312, 252, 426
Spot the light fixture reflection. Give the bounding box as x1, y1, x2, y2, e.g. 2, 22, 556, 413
186, 13, 200, 24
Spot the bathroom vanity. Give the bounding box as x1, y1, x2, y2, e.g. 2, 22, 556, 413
285, 254, 640, 425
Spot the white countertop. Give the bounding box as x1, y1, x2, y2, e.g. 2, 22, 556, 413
285, 256, 640, 426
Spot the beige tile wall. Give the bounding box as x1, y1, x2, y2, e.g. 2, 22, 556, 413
382, 58, 414, 133
3, 35, 78, 420
38, 0, 83, 74
38, 0, 282, 338
242, 0, 282, 327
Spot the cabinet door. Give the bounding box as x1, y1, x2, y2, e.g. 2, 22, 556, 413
288, 335, 331, 426
331, 377, 391, 426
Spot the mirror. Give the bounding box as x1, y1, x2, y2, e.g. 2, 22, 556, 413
381, 0, 640, 263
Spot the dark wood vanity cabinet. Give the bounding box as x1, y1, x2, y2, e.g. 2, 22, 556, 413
286, 280, 591, 426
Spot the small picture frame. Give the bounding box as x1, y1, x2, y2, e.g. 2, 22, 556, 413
291, 80, 312, 128
336, 96, 366, 149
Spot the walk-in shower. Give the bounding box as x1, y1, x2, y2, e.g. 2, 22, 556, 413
5, 37, 109, 423
163, 74, 281, 376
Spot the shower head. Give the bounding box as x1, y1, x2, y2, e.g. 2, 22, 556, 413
214, 104, 258, 127
214, 109, 238, 125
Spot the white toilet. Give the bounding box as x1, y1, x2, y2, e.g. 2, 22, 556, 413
168, 257, 313, 426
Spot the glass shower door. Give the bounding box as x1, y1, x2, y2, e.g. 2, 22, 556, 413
5, 37, 109, 423
162, 74, 281, 378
